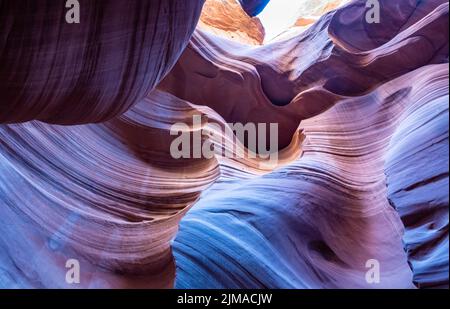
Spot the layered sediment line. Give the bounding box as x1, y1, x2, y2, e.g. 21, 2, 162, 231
0, 0, 205, 124
0, 0, 448, 289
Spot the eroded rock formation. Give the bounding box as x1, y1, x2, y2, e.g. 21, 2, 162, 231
0, 0, 448, 289
0, 0, 204, 124
385, 81, 449, 288
171, 0, 449, 289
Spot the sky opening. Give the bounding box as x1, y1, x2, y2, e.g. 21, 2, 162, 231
257, 0, 348, 43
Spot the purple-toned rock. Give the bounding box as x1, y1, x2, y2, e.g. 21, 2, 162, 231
0, 0, 204, 124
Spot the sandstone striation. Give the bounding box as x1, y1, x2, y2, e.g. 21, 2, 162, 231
0, 0, 448, 289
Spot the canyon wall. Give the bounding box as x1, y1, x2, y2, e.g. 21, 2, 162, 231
0, 0, 448, 288
0, 0, 204, 124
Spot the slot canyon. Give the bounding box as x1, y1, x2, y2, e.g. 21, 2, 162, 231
0, 0, 448, 289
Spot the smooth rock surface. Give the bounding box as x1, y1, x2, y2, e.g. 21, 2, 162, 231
0, 0, 448, 289
0, 0, 204, 124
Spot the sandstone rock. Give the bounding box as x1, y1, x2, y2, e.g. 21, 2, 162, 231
0, 0, 448, 289
0, 0, 204, 124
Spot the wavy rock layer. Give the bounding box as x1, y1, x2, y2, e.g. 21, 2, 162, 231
0, 0, 449, 289
0, 0, 204, 124
385, 83, 449, 288
0, 93, 214, 287
174, 63, 448, 288
171, 0, 449, 288
160, 0, 448, 148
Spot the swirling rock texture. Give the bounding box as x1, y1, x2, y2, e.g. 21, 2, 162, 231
0, 0, 449, 289
385, 76, 449, 288
0, 0, 205, 124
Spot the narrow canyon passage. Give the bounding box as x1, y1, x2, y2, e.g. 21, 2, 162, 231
0, 0, 448, 289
